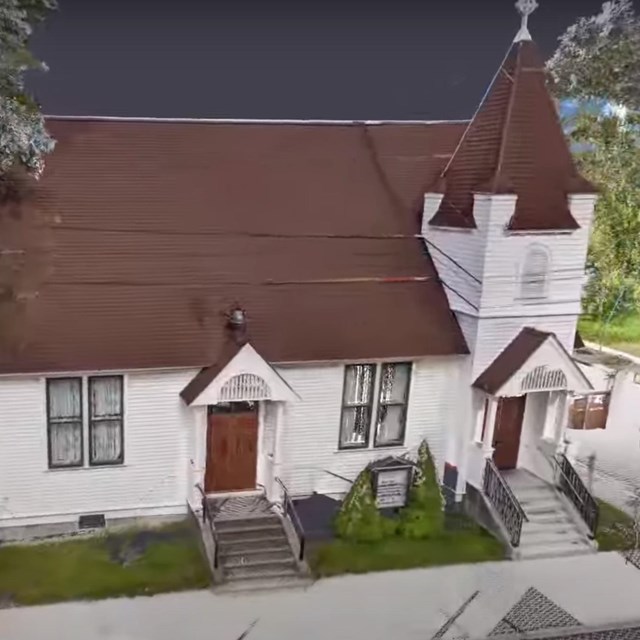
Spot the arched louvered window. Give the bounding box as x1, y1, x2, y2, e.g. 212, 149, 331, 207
520, 245, 550, 299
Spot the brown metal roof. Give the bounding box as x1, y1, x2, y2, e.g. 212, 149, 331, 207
0, 118, 470, 374
473, 327, 551, 394
430, 39, 597, 231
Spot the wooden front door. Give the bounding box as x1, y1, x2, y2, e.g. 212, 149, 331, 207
492, 395, 526, 471
205, 402, 258, 493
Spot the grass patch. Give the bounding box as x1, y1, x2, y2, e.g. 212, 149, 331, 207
0, 520, 211, 606
579, 315, 640, 356
308, 515, 505, 577
596, 499, 638, 552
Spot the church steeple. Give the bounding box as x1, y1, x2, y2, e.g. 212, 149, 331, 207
428, 0, 596, 231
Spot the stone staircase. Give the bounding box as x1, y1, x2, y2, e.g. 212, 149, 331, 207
503, 470, 596, 560
208, 494, 312, 594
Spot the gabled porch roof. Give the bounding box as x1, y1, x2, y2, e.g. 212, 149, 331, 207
473, 327, 593, 397
180, 341, 299, 406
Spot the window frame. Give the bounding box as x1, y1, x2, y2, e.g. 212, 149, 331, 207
45, 375, 125, 470
46, 377, 84, 469
339, 362, 412, 450
88, 375, 125, 467
338, 363, 377, 450
374, 362, 412, 448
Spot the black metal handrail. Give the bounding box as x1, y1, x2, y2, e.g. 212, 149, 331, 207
555, 454, 599, 538
275, 477, 306, 560
195, 484, 219, 569
482, 459, 528, 547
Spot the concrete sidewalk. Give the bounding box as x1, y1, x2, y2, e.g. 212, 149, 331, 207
1, 553, 640, 640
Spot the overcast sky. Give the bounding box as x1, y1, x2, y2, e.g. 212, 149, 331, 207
29, 0, 622, 121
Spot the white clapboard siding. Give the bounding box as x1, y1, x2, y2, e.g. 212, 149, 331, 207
0, 369, 198, 527
423, 195, 595, 368
275, 357, 465, 497
471, 315, 578, 381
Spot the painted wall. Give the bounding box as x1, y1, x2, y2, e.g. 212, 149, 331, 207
0, 369, 198, 529
608, 368, 640, 435
274, 357, 467, 497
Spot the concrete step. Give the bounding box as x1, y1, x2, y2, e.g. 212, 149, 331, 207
521, 519, 576, 534
520, 529, 586, 545
216, 525, 286, 543
221, 550, 295, 567
214, 574, 313, 595
525, 511, 573, 525
224, 563, 299, 581
517, 539, 594, 560
219, 542, 292, 558
215, 515, 281, 530
522, 499, 565, 515
513, 488, 557, 502
217, 532, 288, 549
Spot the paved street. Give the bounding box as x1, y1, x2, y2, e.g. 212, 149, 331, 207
1, 553, 640, 640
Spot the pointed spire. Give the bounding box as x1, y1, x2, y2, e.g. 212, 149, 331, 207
428, 4, 596, 232
514, 0, 538, 42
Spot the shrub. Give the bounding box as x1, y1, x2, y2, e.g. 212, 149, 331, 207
334, 469, 396, 542
398, 441, 444, 539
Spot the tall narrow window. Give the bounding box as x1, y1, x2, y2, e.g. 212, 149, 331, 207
47, 378, 83, 468
339, 364, 375, 449
375, 363, 411, 447
520, 246, 550, 299
89, 376, 124, 465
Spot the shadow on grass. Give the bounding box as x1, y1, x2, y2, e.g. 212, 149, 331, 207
0, 520, 210, 607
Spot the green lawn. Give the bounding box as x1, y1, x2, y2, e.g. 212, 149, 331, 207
596, 499, 638, 552
0, 520, 211, 607
579, 315, 640, 357
308, 517, 505, 578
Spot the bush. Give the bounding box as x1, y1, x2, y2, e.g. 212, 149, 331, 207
398, 441, 444, 539
334, 469, 396, 542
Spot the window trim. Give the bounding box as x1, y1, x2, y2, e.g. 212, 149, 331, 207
338, 363, 376, 450
373, 362, 412, 448
46, 377, 84, 469
88, 375, 125, 467
519, 244, 551, 301
45, 375, 125, 470
339, 362, 412, 451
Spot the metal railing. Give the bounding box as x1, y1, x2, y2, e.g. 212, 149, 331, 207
195, 484, 219, 569
275, 477, 306, 560
554, 453, 599, 538
482, 459, 528, 547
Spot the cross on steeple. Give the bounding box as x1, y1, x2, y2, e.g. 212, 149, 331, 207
514, 0, 538, 42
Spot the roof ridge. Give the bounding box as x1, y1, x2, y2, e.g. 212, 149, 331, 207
45, 115, 470, 126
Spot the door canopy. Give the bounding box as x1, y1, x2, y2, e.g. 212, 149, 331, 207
181, 342, 298, 406
473, 327, 592, 397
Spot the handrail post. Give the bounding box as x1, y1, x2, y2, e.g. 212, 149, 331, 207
275, 476, 306, 561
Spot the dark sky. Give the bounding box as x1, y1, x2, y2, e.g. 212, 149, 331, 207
29, 0, 616, 120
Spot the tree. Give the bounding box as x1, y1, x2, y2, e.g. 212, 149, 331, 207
1, 0, 57, 177
548, 0, 640, 111
548, 0, 640, 318
0, 0, 57, 351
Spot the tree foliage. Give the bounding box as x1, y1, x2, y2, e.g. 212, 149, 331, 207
334, 469, 393, 543
548, 0, 640, 110
549, 0, 640, 318
573, 113, 640, 317
0, 0, 56, 350
1, 0, 57, 178
397, 440, 444, 539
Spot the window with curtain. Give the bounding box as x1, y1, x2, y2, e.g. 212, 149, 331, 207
520, 245, 550, 299
89, 376, 124, 465
375, 363, 411, 446
339, 364, 375, 448
47, 378, 83, 468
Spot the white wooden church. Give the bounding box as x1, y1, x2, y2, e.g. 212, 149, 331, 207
0, 0, 601, 578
